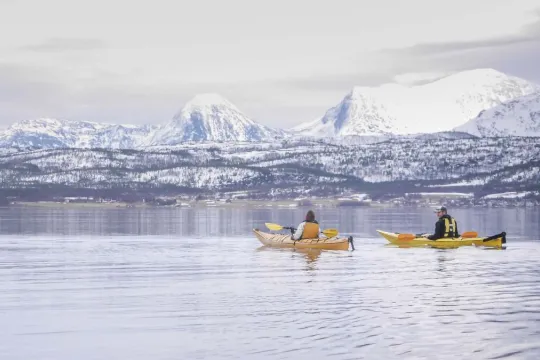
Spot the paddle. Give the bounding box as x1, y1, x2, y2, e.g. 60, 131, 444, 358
397, 233, 416, 241
481, 231, 506, 243
265, 222, 339, 238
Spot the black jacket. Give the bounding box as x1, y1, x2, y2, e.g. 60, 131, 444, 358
428, 214, 459, 240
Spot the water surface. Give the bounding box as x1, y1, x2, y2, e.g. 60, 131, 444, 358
0, 206, 539, 360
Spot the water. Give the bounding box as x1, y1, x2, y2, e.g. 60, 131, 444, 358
0, 206, 539, 360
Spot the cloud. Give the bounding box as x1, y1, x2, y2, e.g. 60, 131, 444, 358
380, 33, 537, 57
380, 7, 540, 56
393, 72, 453, 86
0, 61, 288, 127
271, 72, 396, 92
1, 2, 540, 129
379, 11, 540, 66
20, 38, 106, 52
272, 10, 540, 94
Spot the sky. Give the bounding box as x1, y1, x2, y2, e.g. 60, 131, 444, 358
0, 0, 539, 129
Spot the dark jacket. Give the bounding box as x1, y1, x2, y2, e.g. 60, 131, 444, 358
428, 214, 459, 240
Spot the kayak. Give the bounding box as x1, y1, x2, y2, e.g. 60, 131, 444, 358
376, 230, 506, 249
253, 229, 354, 251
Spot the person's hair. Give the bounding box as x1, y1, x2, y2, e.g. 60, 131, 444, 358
305, 210, 315, 222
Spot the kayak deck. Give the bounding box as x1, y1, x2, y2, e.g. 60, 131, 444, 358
253, 229, 352, 251
376, 230, 506, 249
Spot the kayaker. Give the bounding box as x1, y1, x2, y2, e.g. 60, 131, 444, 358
422, 206, 459, 240
291, 210, 321, 240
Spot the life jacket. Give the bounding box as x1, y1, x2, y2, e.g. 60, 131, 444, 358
443, 216, 457, 238
301, 221, 320, 239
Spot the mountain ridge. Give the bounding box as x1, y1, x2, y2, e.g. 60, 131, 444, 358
1, 136, 538, 201
454, 91, 540, 137
147, 93, 284, 144
292, 68, 540, 137
1, 68, 539, 149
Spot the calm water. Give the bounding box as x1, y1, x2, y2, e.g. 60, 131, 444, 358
0, 206, 539, 360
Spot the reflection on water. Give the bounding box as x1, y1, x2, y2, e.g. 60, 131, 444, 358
0, 206, 539, 360
1, 206, 539, 240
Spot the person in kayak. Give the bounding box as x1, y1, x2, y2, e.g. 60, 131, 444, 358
291, 210, 321, 240
422, 206, 459, 240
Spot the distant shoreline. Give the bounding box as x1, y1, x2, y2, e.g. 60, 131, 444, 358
10, 199, 378, 209
6, 199, 537, 209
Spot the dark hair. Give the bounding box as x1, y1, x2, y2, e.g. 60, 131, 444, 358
305, 210, 315, 222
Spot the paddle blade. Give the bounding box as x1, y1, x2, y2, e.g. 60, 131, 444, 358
322, 228, 339, 238
461, 231, 478, 238
265, 222, 284, 231
397, 233, 415, 241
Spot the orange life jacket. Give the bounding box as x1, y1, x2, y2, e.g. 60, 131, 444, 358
301, 222, 320, 239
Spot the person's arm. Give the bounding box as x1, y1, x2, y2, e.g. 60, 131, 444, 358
292, 222, 305, 240
427, 220, 442, 240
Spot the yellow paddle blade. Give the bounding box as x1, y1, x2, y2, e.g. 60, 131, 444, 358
265, 222, 284, 231
397, 233, 415, 241
322, 228, 339, 238
461, 231, 478, 238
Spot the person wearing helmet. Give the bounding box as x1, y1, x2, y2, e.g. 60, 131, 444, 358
422, 206, 459, 240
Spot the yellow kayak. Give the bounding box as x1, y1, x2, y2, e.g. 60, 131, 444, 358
253, 229, 354, 251
376, 230, 506, 249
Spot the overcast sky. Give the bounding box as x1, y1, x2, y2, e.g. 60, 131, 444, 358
1, 0, 539, 129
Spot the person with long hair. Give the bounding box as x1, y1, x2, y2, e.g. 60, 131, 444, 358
292, 210, 321, 240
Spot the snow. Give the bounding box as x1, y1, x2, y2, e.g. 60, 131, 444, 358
483, 191, 538, 199
292, 68, 539, 137
182, 93, 241, 112
413, 192, 474, 198
427, 179, 487, 187
146, 94, 283, 144
454, 91, 540, 137
0, 118, 155, 149
1, 137, 537, 196
1, 68, 539, 149
0, 95, 285, 149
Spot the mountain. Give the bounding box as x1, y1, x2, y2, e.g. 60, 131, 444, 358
454, 91, 540, 137
0, 94, 286, 149
293, 68, 540, 137
292, 84, 406, 136
0, 118, 154, 149
147, 93, 284, 145
1, 137, 539, 201
1, 70, 539, 149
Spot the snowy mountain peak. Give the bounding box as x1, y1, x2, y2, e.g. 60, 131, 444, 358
9, 117, 105, 131
182, 93, 239, 111
293, 68, 540, 137
148, 94, 283, 144
173, 93, 245, 123
454, 91, 540, 137
0, 117, 153, 149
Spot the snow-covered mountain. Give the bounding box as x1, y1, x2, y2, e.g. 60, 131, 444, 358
147, 93, 284, 145
1, 137, 538, 200
293, 68, 540, 137
0, 118, 154, 149
1, 69, 539, 149
0, 94, 285, 149
454, 91, 540, 137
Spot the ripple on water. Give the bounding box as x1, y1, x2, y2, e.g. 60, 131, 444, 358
1, 230, 540, 360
